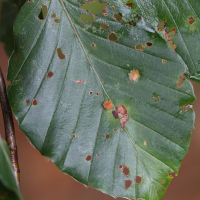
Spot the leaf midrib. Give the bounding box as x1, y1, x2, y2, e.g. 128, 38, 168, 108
59, 0, 112, 102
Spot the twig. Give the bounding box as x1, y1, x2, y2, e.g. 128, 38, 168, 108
0, 67, 20, 185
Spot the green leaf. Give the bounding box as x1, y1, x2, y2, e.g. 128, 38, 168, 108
0, 138, 23, 200
0, 0, 26, 56
122, 0, 200, 83
7, 0, 195, 199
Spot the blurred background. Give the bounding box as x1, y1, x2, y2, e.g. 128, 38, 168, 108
0, 42, 200, 200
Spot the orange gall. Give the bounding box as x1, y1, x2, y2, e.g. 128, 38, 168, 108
103, 101, 113, 110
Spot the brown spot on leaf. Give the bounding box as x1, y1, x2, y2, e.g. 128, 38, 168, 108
144, 141, 147, 146
119, 165, 130, 177
86, 155, 92, 161
189, 17, 195, 24
112, 105, 129, 129
129, 69, 140, 81
177, 73, 186, 88
153, 95, 159, 102
91, 43, 96, 47
103, 101, 113, 110
126, 2, 132, 8
145, 42, 153, 48
96, 154, 100, 157
169, 172, 175, 178
125, 180, 133, 190
74, 79, 84, 83
107, 32, 119, 42
135, 176, 142, 184
46, 71, 54, 78
89, 91, 93, 95
105, 134, 110, 139
160, 180, 164, 183
113, 128, 117, 133
32, 99, 38, 106
182, 103, 193, 111
103, 12, 108, 16
57, 47, 66, 60
38, 4, 48, 20
96, 92, 100, 96
72, 134, 76, 138
79, 13, 95, 23
100, 23, 109, 30
113, 12, 123, 22
156, 19, 166, 31
26, 99, 30, 104
162, 59, 167, 64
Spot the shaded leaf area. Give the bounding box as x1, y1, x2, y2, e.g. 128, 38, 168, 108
122, 0, 200, 83
7, 0, 195, 199
0, 138, 23, 200
0, 0, 26, 56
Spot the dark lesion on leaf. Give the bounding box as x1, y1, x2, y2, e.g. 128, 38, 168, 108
56, 47, 66, 60
125, 180, 133, 190
86, 155, 92, 161
105, 134, 110, 139
145, 41, 153, 48
112, 105, 129, 129
119, 165, 130, 177
32, 99, 38, 106
189, 17, 195, 24
177, 72, 186, 89
169, 172, 175, 178
46, 71, 54, 79
135, 175, 142, 184
26, 99, 30, 104
38, 4, 48, 20
113, 128, 117, 133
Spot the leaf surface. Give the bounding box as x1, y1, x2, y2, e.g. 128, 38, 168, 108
122, 0, 200, 83
7, 0, 195, 199
0, 138, 23, 200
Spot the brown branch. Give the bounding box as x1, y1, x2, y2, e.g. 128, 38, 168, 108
0, 67, 20, 185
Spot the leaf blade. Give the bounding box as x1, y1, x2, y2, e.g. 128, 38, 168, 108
8, 0, 195, 199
